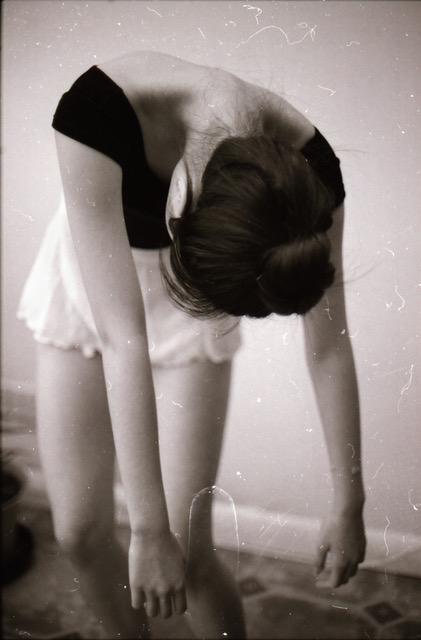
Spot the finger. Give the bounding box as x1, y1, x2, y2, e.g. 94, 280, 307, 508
159, 594, 173, 619
315, 569, 332, 589
315, 544, 329, 576
330, 550, 349, 588
329, 556, 348, 588
343, 563, 358, 583
144, 595, 159, 618
335, 557, 361, 587
173, 589, 187, 615
350, 562, 359, 577
131, 590, 146, 610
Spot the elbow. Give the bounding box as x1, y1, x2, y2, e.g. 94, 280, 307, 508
104, 335, 149, 359
305, 337, 355, 373
305, 336, 337, 367
306, 349, 329, 373
96, 324, 149, 359
91, 308, 148, 356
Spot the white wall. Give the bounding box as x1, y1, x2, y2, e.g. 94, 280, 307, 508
2, 1, 420, 572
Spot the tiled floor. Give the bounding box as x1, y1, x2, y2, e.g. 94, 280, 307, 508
3, 504, 421, 640
2, 422, 421, 639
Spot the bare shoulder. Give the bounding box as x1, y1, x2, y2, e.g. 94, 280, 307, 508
98, 50, 212, 99
97, 50, 315, 175
250, 80, 316, 148
98, 51, 273, 113
98, 51, 314, 143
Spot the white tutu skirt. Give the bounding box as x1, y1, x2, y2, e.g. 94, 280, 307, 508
17, 195, 242, 366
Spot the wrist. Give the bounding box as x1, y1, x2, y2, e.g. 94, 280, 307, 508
130, 505, 170, 537
332, 485, 365, 516
131, 524, 171, 540
330, 466, 365, 514
129, 499, 170, 539
330, 463, 362, 477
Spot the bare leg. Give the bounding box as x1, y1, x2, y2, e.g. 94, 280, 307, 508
36, 344, 149, 639
153, 360, 246, 639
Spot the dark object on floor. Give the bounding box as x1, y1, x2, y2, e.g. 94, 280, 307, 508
239, 575, 266, 596
366, 601, 402, 624
2, 457, 35, 585
2, 523, 34, 586
3, 631, 82, 640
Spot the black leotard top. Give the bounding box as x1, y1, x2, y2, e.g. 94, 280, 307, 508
52, 66, 345, 249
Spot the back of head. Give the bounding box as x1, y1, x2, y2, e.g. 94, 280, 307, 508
164, 132, 336, 319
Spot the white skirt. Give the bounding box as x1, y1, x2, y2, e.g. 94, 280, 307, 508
17, 196, 242, 367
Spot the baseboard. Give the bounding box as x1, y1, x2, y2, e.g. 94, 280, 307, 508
211, 498, 421, 578
1, 381, 36, 430
114, 484, 421, 579
3, 382, 420, 579
17, 469, 421, 579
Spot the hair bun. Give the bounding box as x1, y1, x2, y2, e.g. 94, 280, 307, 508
258, 233, 335, 315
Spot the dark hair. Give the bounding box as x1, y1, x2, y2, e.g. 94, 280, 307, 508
163, 133, 336, 319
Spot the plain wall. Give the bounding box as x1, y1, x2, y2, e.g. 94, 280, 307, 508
2, 1, 420, 564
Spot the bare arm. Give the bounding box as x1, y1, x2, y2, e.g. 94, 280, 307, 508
55, 132, 186, 616
303, 204, 366, 587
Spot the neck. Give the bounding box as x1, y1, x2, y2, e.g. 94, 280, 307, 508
182, 109, 251, 206
181, 127, 225, 207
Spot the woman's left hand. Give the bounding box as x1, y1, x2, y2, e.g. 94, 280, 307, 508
315, 508, 366, 588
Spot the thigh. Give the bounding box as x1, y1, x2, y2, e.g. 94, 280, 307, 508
153, 359, 232, 556
36, 344, 116, 536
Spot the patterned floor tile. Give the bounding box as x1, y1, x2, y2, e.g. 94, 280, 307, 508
238, 576, 266, 597
365, 601, 403, 624
378, 618, 421, 639
3, 505, 421, 639
245, 592, 375, 639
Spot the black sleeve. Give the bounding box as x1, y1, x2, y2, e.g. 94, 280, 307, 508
300, 128, 346, 210
52, 66, 138, 168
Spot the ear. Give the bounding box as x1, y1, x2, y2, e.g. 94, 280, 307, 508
165, 159, 188, 240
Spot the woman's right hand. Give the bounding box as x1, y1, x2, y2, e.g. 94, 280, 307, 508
129, 529, 187, 619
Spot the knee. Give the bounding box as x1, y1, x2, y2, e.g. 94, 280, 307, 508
54, 516, 114, 564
